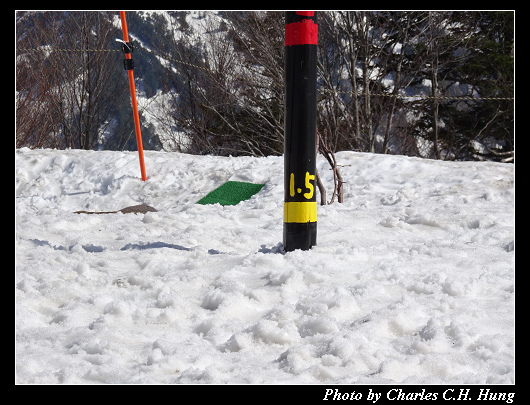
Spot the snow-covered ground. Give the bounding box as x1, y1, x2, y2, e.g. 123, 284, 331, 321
15, 148, 514, 384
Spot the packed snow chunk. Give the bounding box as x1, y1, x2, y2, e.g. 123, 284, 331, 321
252, 319, 300, 345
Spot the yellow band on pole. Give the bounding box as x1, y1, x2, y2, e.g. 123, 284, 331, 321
284, 202, 317, 223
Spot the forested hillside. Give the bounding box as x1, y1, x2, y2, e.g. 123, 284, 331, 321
16, 11, 514, 162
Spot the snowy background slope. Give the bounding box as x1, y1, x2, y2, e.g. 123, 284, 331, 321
15, 148, 514, 384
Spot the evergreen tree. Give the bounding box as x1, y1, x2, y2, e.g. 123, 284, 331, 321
454, 11, 514, 161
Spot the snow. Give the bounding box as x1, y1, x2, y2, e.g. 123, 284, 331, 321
15, 147, 514, 384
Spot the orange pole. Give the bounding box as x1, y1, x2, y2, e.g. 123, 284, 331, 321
119, 11, 147, 181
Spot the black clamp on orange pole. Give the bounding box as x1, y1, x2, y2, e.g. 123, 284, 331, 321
117, 39, 135, 70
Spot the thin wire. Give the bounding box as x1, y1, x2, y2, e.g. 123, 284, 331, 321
15, 45, 515, 101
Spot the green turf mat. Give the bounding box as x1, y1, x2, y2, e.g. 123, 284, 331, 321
197, 181, 265, 206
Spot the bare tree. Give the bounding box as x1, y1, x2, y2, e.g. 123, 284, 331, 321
153, 12, 285, 156
406, 11, 483, 159
16, 12, 63, 148
317, 130, 344, 204
318, 12, 403, 154
16, 11, 129, 150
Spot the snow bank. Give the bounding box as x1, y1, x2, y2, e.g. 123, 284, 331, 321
15, 148, 514, 384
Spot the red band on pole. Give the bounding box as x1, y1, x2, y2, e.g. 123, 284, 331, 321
295, 11, 314, 16
285, 19, 318, 46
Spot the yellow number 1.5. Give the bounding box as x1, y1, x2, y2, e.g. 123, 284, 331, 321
289, 172, 315, 199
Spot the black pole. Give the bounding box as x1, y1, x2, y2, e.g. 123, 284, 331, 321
283, 11, 318, 252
